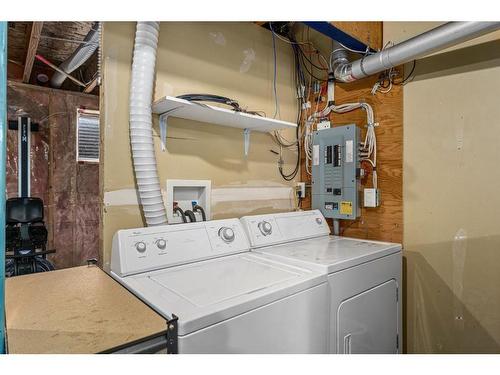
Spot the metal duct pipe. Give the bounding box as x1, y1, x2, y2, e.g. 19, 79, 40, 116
129, 22, 168, 226
50, 22, 100, 88
333, 22, 500, 82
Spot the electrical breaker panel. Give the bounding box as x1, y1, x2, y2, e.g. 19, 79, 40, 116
312, 125, 360, 220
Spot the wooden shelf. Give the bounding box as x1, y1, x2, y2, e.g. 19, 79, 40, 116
152, 96, 297, 156
152, 96, 296, 132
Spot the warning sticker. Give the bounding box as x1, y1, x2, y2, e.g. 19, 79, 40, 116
340, 201, 353, 215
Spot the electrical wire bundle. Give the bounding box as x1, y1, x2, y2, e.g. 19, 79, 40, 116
371, 46, 417, 96
268, 22, 333, 181
268, 23, 375, 182
177, 94, 265, 117
304, 101, 378, 189
267, 23, 381, 189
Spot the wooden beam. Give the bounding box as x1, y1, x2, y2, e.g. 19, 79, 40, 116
22, 22, 44, 83
83, 76, 98, 93
34, 54, 86, 87
7, 60, 23, 81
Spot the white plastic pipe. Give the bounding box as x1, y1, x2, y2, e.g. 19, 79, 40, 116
129, 22, 167, 226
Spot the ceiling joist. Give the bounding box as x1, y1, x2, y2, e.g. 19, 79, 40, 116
22, 21, 44, 83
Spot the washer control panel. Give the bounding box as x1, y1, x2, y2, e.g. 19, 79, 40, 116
111, 218, 249, 277
240, 210, 330, 248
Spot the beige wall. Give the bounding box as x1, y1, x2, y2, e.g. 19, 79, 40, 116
385, 22, 500, 352
384, 22, 500, 53
100, 22, 301, 269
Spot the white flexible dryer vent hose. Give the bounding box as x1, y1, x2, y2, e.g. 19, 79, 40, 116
129, 22, 167, 226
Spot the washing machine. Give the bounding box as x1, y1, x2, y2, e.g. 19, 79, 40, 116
110, 218, 329, 353
240, 210, 402, 354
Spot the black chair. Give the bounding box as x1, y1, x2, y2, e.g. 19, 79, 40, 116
5, 197, 55, 276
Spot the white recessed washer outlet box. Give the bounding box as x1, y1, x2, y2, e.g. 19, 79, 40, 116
166, 179, 211, 224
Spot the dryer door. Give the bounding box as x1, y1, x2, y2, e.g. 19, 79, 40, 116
337, 279, 398, 354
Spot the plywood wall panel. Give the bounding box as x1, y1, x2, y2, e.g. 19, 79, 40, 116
300, 22, 403, 244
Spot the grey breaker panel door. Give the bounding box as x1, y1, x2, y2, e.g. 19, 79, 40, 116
312, 125, 360, 220
337, 279, 399, 354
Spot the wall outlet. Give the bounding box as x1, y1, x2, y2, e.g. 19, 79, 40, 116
364, 188, 380, 208
296, 182, 306, 199
317, 120, 331, 131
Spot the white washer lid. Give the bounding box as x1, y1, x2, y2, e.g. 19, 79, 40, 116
114, 252, 325, 335
150, 256, 300, 307
257, 236, 401, 273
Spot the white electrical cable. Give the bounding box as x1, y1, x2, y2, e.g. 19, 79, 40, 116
303, 85, 326, 175
304, 100, 378, 189
370, 42, 397, 96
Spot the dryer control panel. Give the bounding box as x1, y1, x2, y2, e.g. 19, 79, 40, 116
240, 210, 330, 248
111, 219, 249, 277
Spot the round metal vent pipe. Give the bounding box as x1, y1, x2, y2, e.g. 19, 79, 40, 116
333, 22, 500, 82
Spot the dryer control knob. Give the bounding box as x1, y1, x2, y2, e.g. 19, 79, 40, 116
135, 241, 147, 252
156, 239, 167, 250
258, 221, 273, 236
316, 217, 323, 225
218, 227, 235, 243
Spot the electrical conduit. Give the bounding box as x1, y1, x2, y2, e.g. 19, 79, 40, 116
129, 22, 167, 226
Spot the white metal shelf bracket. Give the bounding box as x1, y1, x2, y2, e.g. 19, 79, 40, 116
243, 128, 251, 157
159, 113, 168, 152
158, 107, 182, 152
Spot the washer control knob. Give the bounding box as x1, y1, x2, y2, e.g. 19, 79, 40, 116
156, 239, 167, 250
258, 221, 273, 236
135, 241, 147, 253
316, 217, 323, 225
218, 227, 235, 243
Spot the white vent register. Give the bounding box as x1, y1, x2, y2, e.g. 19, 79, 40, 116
76, 109, 100, 162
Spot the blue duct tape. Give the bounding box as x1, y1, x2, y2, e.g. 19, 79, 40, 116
303, 22, 377, 54
0, 21, 7, 354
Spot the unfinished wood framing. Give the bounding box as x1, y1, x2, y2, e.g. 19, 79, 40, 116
83, 76, 98, 93
22, 22, 44, 83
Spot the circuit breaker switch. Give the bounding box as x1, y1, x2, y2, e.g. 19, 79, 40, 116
333, 145, 341, 167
